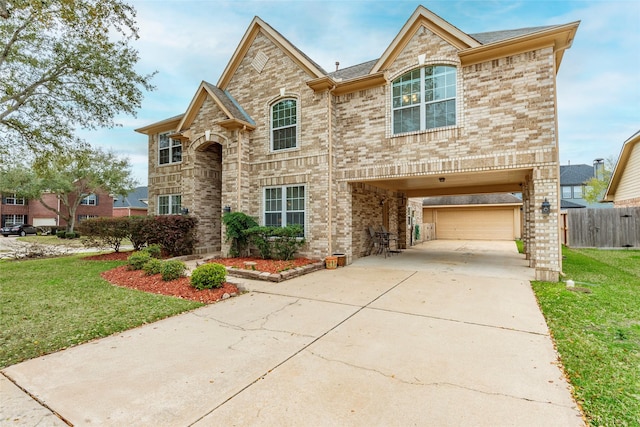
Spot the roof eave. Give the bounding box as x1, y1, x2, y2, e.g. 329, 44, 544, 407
307, 73, 387, 95
604, 130, 640, 200
459, 21, 580, 72
134, 114, 184, 135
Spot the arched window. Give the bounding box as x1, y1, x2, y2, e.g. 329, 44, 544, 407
271, 99, 297, 151
392, 65, 456, 134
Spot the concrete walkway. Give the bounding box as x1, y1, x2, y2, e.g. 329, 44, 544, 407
1, 241, 584, 426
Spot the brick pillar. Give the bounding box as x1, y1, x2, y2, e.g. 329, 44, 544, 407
530, 167, 561, 281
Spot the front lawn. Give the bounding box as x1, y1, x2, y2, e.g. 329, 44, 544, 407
532, 247, 640, 427
0, 255, 202, 369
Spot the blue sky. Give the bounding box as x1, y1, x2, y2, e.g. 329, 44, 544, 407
81, 0, 640, 185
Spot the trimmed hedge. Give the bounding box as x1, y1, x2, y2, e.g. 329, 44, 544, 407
78, 215, 198, 256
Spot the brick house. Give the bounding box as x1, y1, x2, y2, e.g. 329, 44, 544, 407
136, 6, 578, 281
0, 188, 114, 229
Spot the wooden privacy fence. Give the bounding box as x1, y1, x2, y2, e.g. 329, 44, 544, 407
567, 207, 640, 248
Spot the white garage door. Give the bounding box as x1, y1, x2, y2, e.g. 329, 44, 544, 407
33, 218, 57, 227
436, 207, 515, 240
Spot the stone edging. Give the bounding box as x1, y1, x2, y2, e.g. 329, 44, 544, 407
224, 260, 325, 282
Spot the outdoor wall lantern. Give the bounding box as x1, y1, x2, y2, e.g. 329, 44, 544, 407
223, 206, 232, 213
181, 207, 189, 215
541, 198, 551, 215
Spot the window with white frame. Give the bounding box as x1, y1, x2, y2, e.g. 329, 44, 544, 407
561, 186, 572, 199
3, 194, 25, 205
572, 185, 583, 199
159, 132, 182, 165
2, 214, 26, 227
271, 99, 297, 151
80, 194, 97, 206
392, 65, 457, 134
158, 194, 181, 215
264, 185, 305, 232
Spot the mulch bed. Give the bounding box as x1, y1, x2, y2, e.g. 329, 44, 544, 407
100, 266, 238, 304
86, 252, 317, 303
86, 251, 238, 304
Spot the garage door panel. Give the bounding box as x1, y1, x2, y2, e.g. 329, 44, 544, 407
436, 208, 514, 240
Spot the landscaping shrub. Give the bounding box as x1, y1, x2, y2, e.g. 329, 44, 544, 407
160, 260, 186, 281
272, 225, 305, 260
145, 215, 198, 256
222, 212, 258, 257
127, 251, 151, 270
56, 230, 66, 238
245, 225, 305, 260
142, 258, 164, 276
245, 226, 275, 259
78, 217, 130, 252
128, 216, 150, 250
64, 231, 80, 239
190, 263, 227, 290
144, 243, 162, 259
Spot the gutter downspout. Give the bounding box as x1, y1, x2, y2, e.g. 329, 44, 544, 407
327, 85, 336, 255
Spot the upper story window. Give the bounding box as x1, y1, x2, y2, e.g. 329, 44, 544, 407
392, 65, 457, 135
159, 132, 182, 165
158, 194, 181, 215
2, 194, 25, 205
561, 185, 585, 199
271, 99, 297, 151
80, 194, 97, 206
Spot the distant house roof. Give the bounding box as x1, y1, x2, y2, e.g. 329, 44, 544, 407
114, 186, 148, 209
423, 193, 522, 206
561, 199, 586, 209
560, 164, 594, 186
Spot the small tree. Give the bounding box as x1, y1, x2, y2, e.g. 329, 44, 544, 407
583, 157, 615, 204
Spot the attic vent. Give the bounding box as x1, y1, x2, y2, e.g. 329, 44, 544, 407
252, 51, 269, 73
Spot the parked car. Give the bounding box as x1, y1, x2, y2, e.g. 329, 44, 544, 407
1, 223, 38, 237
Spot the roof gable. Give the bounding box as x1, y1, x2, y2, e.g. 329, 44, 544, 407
605, 130, 640, 200
560, 164, 594, 186
218, 16, 326, 89
371, 6, 479, 73
176, 81, 255, 133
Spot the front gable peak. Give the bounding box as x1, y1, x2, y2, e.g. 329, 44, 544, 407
217, 16, 327, 89
371, 5, 480, 73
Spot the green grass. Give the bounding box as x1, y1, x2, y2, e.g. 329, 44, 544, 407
0, 255, 202, 369
532, 247, 640, 427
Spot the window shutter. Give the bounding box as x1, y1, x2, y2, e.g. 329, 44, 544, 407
95, 195, 99, 205
1, 196, 5, 204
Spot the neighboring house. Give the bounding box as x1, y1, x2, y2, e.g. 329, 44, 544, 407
422, 193, 522, 240
113, 186, 149, 217
0, 188, 114, 229
136, 6, 579, 281
604, 130, 640, 207
560, 161, 613, 209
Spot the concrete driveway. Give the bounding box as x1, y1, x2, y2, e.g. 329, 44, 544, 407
1, 240, 584, 426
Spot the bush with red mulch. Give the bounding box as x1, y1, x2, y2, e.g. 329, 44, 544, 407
209, 257, 317, 274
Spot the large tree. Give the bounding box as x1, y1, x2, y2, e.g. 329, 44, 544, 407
0, 0, 154, 158
0, 143, 137, 232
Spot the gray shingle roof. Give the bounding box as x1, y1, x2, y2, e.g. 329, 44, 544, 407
422, 193, 522, 206
203, 81, 255, 125
328, 59, 378, 80
469, 25, 558, 44
560, 164, 594, 186
113, 186, 148, 209
561, 199, 587, 209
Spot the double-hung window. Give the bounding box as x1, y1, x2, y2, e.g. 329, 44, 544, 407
158, 195, 181, 215
271, 99, 297, 151
392, 65, 456, 134
159, 132, 182, 165
80, 194, 97, 206
264, 185, 305, 233
3, 194, 25, 205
